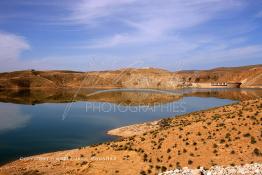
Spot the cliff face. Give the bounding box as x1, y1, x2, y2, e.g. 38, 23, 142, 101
0, 65, 261, 89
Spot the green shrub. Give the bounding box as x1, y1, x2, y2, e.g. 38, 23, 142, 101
243, 133, 250, 137
161, 166, 167, 172
251, 136, 256, 144
253, 148, 262, 156
220, 139, 225, 143
188, 160, 193, 165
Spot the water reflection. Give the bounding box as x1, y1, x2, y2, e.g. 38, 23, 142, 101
183, 88, 262, 101
0, 88, 261, 105
0, 103, 30, 133
0, 89, 181, 105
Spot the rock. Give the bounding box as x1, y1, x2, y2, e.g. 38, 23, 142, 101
159, 163, 262, 175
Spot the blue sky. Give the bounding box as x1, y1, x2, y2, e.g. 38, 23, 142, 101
0, 0, 261, 72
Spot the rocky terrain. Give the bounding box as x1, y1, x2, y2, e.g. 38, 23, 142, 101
0, 65, 261, 90
160, 163, 262, 175
0, 98, 261, 175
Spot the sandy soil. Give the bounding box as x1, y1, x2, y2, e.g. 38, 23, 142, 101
0, 99, 261, 175
107, 120, 161, 137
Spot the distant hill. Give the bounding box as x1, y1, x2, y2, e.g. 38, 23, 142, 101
0, 64, 261, 89
174, 64, 262, 88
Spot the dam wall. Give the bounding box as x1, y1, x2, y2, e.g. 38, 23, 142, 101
192, 82, 241, 88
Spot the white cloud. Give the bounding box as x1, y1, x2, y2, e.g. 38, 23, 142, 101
65, 0, 137, 25
65, 0, 244, 48
0, 1, 260, 71
0, 32, 30, 71
182, 44, 262, 67
0, 103, 31, 133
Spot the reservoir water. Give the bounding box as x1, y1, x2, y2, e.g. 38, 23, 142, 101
0, 88, 261, 164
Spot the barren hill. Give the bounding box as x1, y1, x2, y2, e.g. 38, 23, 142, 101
174, 64, 262, 88
0, 65, 261, 89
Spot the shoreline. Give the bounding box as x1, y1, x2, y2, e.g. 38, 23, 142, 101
106, 101, 240, 138
0, 98, 261, 174
0, 86, 261, 91
107, 120, 161, 137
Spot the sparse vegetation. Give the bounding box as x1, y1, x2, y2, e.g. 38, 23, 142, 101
188, 160, 193, 165
251, 136, 257, 144
253, 148, 262, 156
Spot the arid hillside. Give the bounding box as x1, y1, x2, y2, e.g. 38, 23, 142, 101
0, 65, 261, 89
174, 65, 262, 88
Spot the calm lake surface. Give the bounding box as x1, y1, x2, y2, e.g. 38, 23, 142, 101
0, 88, 261, 164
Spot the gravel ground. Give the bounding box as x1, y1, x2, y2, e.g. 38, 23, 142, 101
160, 163, 262, 175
